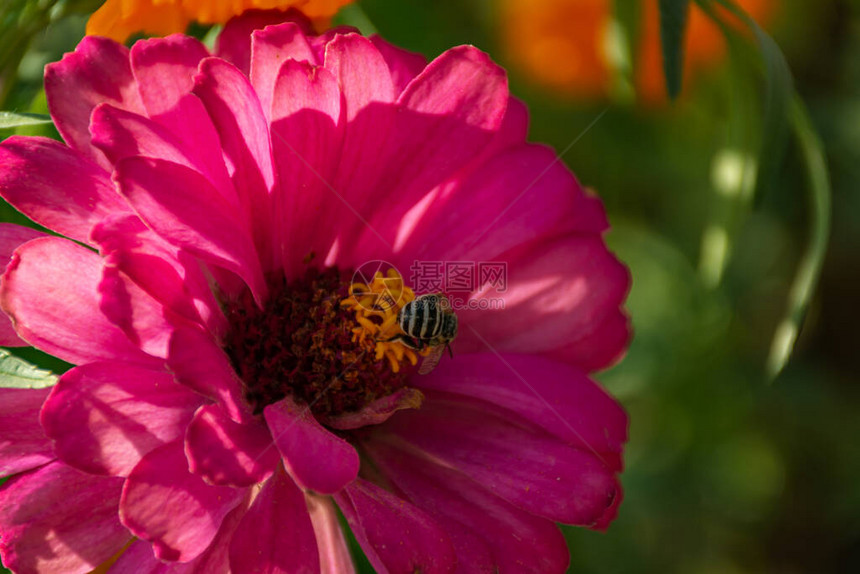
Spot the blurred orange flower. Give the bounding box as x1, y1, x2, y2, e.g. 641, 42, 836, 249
500, 0, 775, 103
87, 0, 354, 42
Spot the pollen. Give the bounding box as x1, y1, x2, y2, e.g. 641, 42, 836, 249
340, 268, 424, 373
222, 267, 413, 419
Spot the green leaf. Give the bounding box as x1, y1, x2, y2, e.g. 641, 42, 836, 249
0, 111, 53, 129
766, 97, 832, 379
658, 0, 690, 100
0, 348, 58, 389
694, 1, 829, 378
706, 0, 793, 197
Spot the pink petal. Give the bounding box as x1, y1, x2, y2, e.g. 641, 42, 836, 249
324, 34, 395, 120
263, 397, 359, 495
269, 59, 345, 277
393, 45, 507, 195
218, 9, 314, 76
414, 353, 627, 465
324, 34, 398, 235
90, 103, 238, 208
98, 265, 176, 359
185, 404, 279, 487
129, 35, 209, 118
40, 362, 201, 477
0, 136, 132, 245
543, 307, 632, 372
307, 494, 355, 574
114, 156, 267, 304
492, 96, 529, 153
228, 466, 320, 574
344, 45, 510, 260
120, 441, 246, 562
0, 236, 159, 367
382, 393, 619, 526
454, 234, 630, 371
167, 326, 254, 423
128, 36, 237, 210
0, 224, 46, 346
0, 224, 45, 263
592, 477, 624, 532
250, 22, 318, 119
366, 438, 570, 573
400, 145, 605, 263
369, 36, 427, 95
44, 36, 144, 170
0, 387, 53, 476
92, 214, 228, 337
334, 478, 456, 574
321, 387, 424, 430
0, 461, 129, 574
193, 57, 277, 271
108, 501, 248, 573
105, 540, 167, 574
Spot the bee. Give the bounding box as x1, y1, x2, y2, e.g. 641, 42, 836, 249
385, 293, 458, 374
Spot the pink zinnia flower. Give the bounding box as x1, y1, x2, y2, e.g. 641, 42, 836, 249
0, 10, 630, 574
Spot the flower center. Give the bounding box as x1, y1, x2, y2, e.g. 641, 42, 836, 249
222, 267, 417, 420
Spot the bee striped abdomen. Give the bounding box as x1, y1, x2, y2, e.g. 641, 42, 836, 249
403, 295, 443, 339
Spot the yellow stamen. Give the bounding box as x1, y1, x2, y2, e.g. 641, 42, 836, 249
341, 268, 427, 373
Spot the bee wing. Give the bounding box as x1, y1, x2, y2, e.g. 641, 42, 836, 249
418, 344, 445, 375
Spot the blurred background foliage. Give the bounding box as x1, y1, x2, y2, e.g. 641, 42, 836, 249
1, 0, 859, 573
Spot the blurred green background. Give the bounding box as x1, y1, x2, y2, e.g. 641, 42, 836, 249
1, 0, 859, 572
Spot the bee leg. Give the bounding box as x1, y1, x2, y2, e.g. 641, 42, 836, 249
380, 334, 422, 350
445, 342, 454, 359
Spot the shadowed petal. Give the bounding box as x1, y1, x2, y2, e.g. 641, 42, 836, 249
453, 234, 630, 372
250, 22, 318, 118
543, 307, 632, 372
324, 34, 397, 239
185, 404, 279, 487
130, 35, 209, 118
269, 59, 344, 277
108, 501, 248, 573
0, 224, 46, 346
99, 265, 176, 359
228, 466, 320, 574
334, 478, 456, 574
114, 156, 267, 304
120, 441, 245, 562
264, 397, 359, 495
321, 388, 424, 430
193, 57, 277, 270
413, 354, 627, 465
0, 137, 132, 246
0, 462, 129, 574
91, 103, 238, 208
44, 36, 144, 169
168, 326, 254, 423
219, 9, 314, 76
399, 145, 606, 264
40, 362, 201, 477
369, 36, 426, 95
0, 387, 53, 476
383, 392, 619, 526
92, 214, 228, 337
367, 438, 570, 573
0, 236, 159, 367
